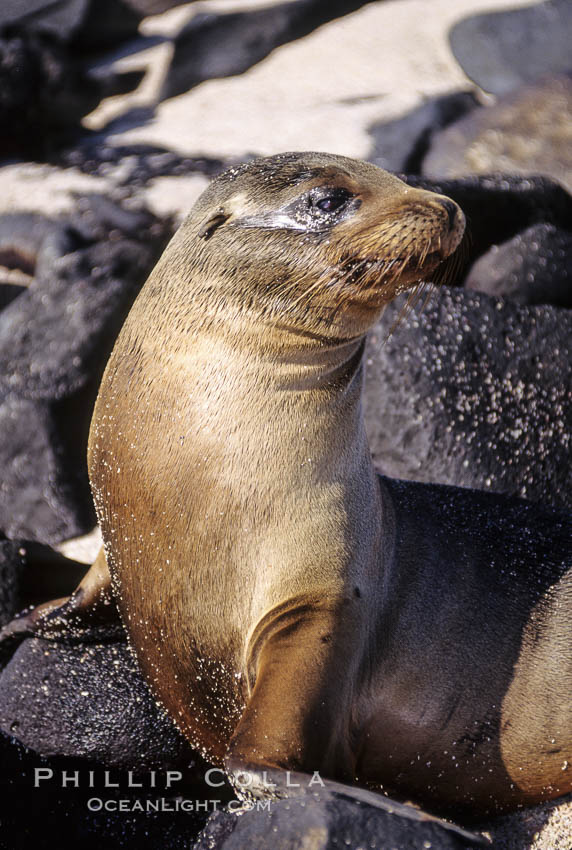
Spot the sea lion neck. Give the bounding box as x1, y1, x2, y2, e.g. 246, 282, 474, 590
192, 312, 368, 393
270, 335, 367, 392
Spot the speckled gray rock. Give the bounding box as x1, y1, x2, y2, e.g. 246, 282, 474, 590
422, 75, 572, 193
449, 0, 572, 96
194, 784, 483, 849
368, 90, 480, 174
465, 222, 572, 307
0, 198, 171, 400
0, 635, 194, 770
364, 287, 572, 510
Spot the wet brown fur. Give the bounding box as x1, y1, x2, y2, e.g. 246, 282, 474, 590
62, 153, 570, 817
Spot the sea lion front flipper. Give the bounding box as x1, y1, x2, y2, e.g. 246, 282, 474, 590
224, 603, 357, 787
0, 546, 119, 647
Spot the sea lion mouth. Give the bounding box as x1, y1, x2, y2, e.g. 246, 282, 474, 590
321, 236, 464, 322
421, 250, 442, 266
335, 247, 445, 289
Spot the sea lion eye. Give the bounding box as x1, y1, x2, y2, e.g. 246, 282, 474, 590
312, 189, 352, 214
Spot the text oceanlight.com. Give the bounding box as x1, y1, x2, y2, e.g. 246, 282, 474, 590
85, 797, 271, 813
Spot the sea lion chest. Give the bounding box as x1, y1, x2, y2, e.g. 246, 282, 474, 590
88, 319, 375, 756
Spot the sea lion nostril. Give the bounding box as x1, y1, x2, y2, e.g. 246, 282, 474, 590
440, 199, 459, 230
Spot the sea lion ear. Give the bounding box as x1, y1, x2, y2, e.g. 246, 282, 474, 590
197, 208, 230, 240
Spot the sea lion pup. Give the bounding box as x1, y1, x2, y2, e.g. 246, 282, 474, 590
6, 153, 571, 818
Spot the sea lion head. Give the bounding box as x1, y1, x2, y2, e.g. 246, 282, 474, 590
167, 152, 465, 341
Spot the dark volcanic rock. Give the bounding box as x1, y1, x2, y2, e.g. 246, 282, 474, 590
369, 90, 480, 174
0, 621, 213, 849
0, 730, 211, 850
0, 396, 96, 543
404, 174, 572, 244
422, 75, 572, 192
0, 198, 170, 400
0, 541, 88, 639
0, 538, 26, 628
65, 0, 142, 52
162, 0, 372, 100
195, 782, 482, 849
0, 0, 142, 50
0, 0, 89, 42
0, 212, 74, 275
57, 141, 231, 187
364, 287, 572, 510
0, 0, 147, 159
0, 635, 193, 769
123, 0, 192, 13
0, 196, 172, 543
449, 0, 572, 96
0, 30, 144, 159
0, 32, 102, 158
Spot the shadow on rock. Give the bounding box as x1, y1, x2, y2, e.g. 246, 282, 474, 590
368, 90, 481, 174
0, 730, 212, 850
0, 0, 153, 160
194, 778, 485, 850
161, 0, 373, 101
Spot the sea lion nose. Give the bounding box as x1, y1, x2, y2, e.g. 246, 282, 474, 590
440, 198, 460, 231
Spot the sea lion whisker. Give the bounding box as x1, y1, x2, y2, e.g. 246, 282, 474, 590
383, 276, 425, 339
402, 281, 422, 316
287, 275, 334, 311
418, 280, 437, 314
